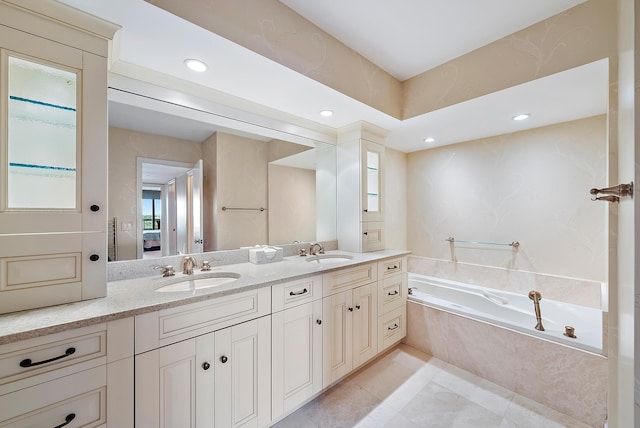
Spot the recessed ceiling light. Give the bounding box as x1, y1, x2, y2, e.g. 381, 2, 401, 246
512, 114, 530, 121
184, 59, 208, 72
320, 110, 334, 117
424, 137, 435, 143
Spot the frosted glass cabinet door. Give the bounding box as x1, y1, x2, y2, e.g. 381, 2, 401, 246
361, 141, 384, 223
6, 55, 79, 210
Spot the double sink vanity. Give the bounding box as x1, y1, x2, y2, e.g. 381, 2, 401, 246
0, 249, 408, 427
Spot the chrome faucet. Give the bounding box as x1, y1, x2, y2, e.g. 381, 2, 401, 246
182, 256, 197, 275
528, 290, 545, 331
309, 242, 324, 256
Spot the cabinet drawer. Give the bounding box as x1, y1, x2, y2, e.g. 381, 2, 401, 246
272, 275, 322, 312
0, 365, 106, 427
135, 287, 271, 353
0, 324, 106, 394
378, 306, 406, 353
322, 263, 377, 296
378, 273, 407, 314
378, 257, 406, 279
362, 222, 384, 252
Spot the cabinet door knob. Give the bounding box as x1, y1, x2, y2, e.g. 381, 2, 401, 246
316, 319, 322, 325
363, 232, 368, 236
363, 209, 368, 213
355, 305, 361, 310
90, 204, 100, 212
202, 362, 211, 370
89, 254, 100, 261
53, 413, 76, 428
348, 307, 354, 312
220, 355, 228, 364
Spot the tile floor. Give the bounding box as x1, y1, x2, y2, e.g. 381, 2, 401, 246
272, 344, 592, 428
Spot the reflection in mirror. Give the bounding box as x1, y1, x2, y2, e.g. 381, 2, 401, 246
108, 96, 336, 261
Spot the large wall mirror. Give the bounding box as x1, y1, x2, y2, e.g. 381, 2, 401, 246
107, 80, 336, 261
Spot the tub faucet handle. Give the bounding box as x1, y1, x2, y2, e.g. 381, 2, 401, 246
528, 290, 545, 331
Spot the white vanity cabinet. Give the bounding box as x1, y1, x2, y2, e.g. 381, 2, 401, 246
134, 287, 272, 428
321, 263, 378, 387
271, 275, 323, 421
377, 257, 407, 352
337, 123, 387, 253
0, 1, 118, 314
0, 318, 134, 427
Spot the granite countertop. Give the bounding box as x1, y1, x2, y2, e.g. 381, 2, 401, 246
0, 250, 409, 345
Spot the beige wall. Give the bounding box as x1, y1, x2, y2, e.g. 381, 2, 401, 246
268, 164, 316, 245
108, 126, 202, 261
384, 147, 407, 250
214, 133, 269, 249
407, 115, 607, 282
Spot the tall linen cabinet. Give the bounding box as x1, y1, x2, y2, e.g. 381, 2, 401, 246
337, 122, 387, 253
0, 0, 117, 314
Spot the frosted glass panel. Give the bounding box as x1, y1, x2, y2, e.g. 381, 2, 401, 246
7, 56, 77, 209
366, 150, 379, 213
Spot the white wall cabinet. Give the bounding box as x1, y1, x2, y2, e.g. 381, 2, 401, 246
0, 1, 117, 314
337, 122, 387, 253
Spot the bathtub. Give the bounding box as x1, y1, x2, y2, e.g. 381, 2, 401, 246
407, 273, 602, 353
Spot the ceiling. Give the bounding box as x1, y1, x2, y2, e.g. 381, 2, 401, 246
57, 0, 605, 153
279, 0, 586, 81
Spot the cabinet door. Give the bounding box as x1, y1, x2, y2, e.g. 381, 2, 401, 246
322, 291, 353, 388
352, 283, 378, 369
361, 140, 384, 223
272, 300, 322, 420
215, 317, 270, 428
0, 25, 108, 313
135, 334, 214, 428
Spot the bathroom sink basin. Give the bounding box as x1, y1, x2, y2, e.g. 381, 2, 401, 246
155, 272, 241, 292
305, 254, 354, 263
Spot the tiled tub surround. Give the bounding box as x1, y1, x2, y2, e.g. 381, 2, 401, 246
0, 245, 393, 345
405, 298, 608, 427
408, 273, 602, 354
406, 256, 607, 426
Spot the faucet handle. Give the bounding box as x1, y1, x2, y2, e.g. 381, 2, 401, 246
200, 260, 211, 271
153, 265, 175, 277
298, 248, 307, 257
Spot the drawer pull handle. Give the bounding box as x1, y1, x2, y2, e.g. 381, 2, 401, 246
20, 347, 76, 368
89, 254, 100, 261
387, 290, 399, 296
220, 355, 228, 364
387, 265, 399, 270
54, 412, 76, 428
289, 288, 308, 296
388, 323, 399, 331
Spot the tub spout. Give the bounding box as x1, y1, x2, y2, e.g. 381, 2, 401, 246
528, 290, 545, 331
